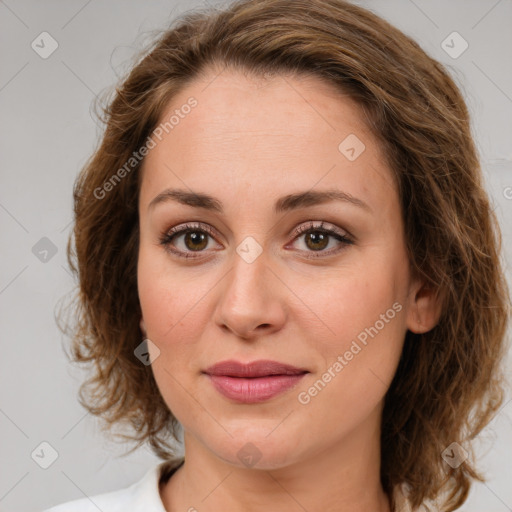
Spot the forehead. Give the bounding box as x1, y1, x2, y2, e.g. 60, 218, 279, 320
139, 69, 397, 215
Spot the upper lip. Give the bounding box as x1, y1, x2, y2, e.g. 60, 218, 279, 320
204, 359, 309, 378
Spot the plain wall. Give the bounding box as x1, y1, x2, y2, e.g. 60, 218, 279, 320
0, 0, 510, 510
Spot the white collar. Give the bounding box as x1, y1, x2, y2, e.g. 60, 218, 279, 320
44, 458, 185, 512
47, 458, 431, 512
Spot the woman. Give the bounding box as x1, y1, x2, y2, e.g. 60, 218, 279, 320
46, 0, 510, 510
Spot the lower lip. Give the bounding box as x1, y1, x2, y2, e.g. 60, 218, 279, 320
206, 374, 307, 403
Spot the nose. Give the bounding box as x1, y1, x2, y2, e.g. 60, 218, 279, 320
213, 245, 286, 340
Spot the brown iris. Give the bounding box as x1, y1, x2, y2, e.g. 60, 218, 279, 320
305, 231, 329, 251
184, 231, 208, 251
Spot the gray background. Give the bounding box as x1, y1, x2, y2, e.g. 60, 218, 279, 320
0, 0, 511, 510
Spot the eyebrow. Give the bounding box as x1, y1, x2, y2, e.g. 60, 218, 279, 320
148, 188, 371, 214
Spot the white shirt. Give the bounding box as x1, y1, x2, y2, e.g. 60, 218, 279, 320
43, 457, 419, 512
42, 458, 185, 512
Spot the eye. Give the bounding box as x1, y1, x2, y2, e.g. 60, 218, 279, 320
159, 222, 221, 259
288, 221, 353, 258
159, 220, 353, 260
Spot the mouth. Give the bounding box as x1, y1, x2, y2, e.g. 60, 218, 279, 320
203, 359, 309, 403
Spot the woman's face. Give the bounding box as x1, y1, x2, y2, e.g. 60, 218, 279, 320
137, 68, 431, 469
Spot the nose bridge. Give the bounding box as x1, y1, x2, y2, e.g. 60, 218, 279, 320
224, 239, 270, 309
214, 238, 284, 337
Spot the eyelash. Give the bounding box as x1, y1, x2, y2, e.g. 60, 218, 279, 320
158, 221, 353, 260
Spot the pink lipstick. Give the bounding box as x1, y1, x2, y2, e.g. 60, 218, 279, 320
203, 360, 309, 403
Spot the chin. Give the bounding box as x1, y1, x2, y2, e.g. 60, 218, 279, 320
203, 425, 305, 471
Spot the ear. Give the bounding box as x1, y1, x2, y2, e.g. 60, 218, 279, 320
140, 317, 147, 338
405, 276, 443, 334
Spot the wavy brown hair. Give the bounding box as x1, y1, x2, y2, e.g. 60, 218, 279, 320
57, 0, 510, 510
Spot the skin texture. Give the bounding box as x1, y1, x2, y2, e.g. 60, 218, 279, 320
137, 68, 441, 512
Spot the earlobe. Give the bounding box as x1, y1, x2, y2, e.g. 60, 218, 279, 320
406, 280, 443, 334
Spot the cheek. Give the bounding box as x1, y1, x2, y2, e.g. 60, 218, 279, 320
137, 246, 202, 339
301, 260, 404, 344
137, 251, 206, 422
137, 251, 171, 336
294, 279, 405, 439
295, 256, 407, 400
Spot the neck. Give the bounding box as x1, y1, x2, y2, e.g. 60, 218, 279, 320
160, 407, 391, 512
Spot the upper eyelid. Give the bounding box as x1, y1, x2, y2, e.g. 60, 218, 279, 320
167, 220, 347, 236
164, 222, 222, 249
292, 220, 349, 237
165, 220, 351, 246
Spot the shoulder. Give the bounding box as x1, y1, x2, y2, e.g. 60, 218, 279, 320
42, 482, 133, 512
42, 459, 185, 512
393, 484, 413, 512
392, 483, 444, 512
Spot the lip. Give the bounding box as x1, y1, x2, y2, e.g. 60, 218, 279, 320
203, 359, 309, 403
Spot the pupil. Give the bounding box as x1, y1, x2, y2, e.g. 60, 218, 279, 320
307, 232, 328, 251
186, 232, 207, 251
